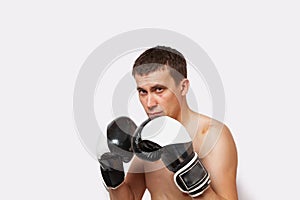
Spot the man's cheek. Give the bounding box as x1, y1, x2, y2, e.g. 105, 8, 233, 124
139, 99, 147, 110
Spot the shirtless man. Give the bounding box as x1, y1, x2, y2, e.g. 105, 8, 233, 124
99, 46, 238, 200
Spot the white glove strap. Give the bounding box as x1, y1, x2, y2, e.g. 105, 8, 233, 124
173, 152, 210, 196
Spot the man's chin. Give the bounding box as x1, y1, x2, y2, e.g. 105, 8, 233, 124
148, 112, 164, 119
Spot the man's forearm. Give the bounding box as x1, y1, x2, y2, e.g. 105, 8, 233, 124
108, 182, 135, 200
192, 187, 235, 200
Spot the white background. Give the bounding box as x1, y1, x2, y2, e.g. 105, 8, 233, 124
1, 1, 299, 199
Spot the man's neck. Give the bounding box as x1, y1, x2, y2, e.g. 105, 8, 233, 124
176, 101, 194, 127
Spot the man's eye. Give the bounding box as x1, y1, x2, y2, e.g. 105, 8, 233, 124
155, 88, 164, 93
139, 90, 147, 95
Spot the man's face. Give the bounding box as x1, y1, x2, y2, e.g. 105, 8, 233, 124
134, 69, 183, 120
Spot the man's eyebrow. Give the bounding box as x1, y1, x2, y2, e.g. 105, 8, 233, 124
136, 87, 145, 91
136, 84, 166, 91
151, 84, 166, 89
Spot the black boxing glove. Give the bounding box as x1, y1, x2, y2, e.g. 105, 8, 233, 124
132, 118, 163, 161
98, 117, 137, 189
133, 116, 210, 197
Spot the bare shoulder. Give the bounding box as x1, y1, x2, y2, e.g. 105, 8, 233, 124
203, 119, 238, 165
199, 116, 238, 199
207, 117, 237, 158
193, 114, 236, 159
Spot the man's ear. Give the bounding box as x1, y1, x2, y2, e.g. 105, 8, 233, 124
180, 79, 189, 96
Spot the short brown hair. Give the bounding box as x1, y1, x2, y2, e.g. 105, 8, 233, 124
132, 46, 187, 85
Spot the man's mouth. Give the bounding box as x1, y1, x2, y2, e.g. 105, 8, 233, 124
148, 112, 164, 119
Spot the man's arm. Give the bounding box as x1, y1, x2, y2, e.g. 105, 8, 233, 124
196, 124, 238, 200
108, 156, 146, 200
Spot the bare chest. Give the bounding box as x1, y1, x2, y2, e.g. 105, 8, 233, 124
144, 161, 192, 200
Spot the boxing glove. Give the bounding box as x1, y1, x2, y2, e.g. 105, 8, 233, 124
98, 116, 137, 189
133, 116, 210, 197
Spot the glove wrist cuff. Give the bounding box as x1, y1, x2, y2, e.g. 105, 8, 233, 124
173, 152, 211, 197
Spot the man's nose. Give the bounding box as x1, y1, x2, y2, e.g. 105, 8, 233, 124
146, 94, 157, 109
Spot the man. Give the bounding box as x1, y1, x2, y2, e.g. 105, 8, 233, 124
100, 46, 238, 200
